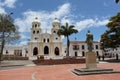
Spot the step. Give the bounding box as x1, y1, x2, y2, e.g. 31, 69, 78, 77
74, 68, 113, 72
72, 69, 120, 76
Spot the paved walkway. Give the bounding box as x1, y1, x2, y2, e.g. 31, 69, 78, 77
0, 60, 36, 70
0, 63, 120, 80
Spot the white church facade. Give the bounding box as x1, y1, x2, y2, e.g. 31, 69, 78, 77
28, 17, 63, 59
3, 17, 103, 60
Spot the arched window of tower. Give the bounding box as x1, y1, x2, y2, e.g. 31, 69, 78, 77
35, 24, 37, 27
53, 25, 55, 27
53, 31, 56, 33
34, 37, 38, 40
56, 37, 58, 40
33, 31, 35, 34
37, 31, 39, 34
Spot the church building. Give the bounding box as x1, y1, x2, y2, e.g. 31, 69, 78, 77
28, 17, 63, 59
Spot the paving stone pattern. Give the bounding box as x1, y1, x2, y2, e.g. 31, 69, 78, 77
0, 63, 120, 80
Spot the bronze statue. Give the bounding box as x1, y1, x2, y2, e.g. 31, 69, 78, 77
86, 30, 93, 52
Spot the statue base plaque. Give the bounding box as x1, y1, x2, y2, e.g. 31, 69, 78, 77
85, 52, 97, 69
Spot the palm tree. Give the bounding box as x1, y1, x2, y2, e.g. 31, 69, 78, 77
57, 22, 78, 57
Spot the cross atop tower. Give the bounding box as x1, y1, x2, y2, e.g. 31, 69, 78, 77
33, 17, 40, 22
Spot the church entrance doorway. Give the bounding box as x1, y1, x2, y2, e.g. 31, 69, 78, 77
44, 46, 49, 54
33, 47, 38, 55
55, 47, 59, 56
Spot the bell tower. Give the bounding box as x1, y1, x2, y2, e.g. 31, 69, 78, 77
31, 17, 42, 41
51, 17, 62, 57
51, 17, 60, 33
51, 17, 62, 42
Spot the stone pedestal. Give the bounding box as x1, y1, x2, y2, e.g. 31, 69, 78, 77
72, 52, 120, 76
86, 52, 97, 69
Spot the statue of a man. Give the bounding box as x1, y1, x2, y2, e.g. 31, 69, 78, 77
86, 30, 93, 52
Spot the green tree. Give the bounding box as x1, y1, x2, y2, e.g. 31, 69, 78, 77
101, 12, 120, 48
101, 32, 110, 49
0, 13, 20, 60
100, 12, 120, 59
57, 23, 78, 57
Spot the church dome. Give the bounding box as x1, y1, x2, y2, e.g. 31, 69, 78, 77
52, 17, 60, 23
32, 17, 41, 28
32, 17, 40, 23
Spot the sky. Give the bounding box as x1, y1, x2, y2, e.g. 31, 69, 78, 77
0, 0, 120, 45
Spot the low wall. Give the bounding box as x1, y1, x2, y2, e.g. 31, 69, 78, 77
2, 55, 28, 60
33, 58, 85, 65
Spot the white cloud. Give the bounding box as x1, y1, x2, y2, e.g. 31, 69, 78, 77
60, 15, 77, 25
0, 7, 6, 13
0, 0, 17, 13
19, 41, 28, 45
15, 3, 71, 33
103, 2, 109, 7
51, 3, 71, 18
21, 34, 30, 39
76, 19, 95, 31
0, 0, 17, 8
14, 2, 109, 42
95, 19, 108, 26
75, 18, 109, 31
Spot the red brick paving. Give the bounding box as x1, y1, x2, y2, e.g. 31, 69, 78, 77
0, 63, 120, 80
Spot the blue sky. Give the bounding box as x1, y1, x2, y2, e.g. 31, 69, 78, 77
0, 0, 120, 45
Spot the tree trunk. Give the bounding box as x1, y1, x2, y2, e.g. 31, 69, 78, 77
66, 36, 70, 57
0, 32, 5, 61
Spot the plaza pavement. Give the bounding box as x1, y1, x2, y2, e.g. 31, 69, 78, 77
0, 60, 36, 70
0, 61, 120, 80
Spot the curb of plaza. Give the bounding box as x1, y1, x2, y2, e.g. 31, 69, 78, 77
0, 64, 25, 67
